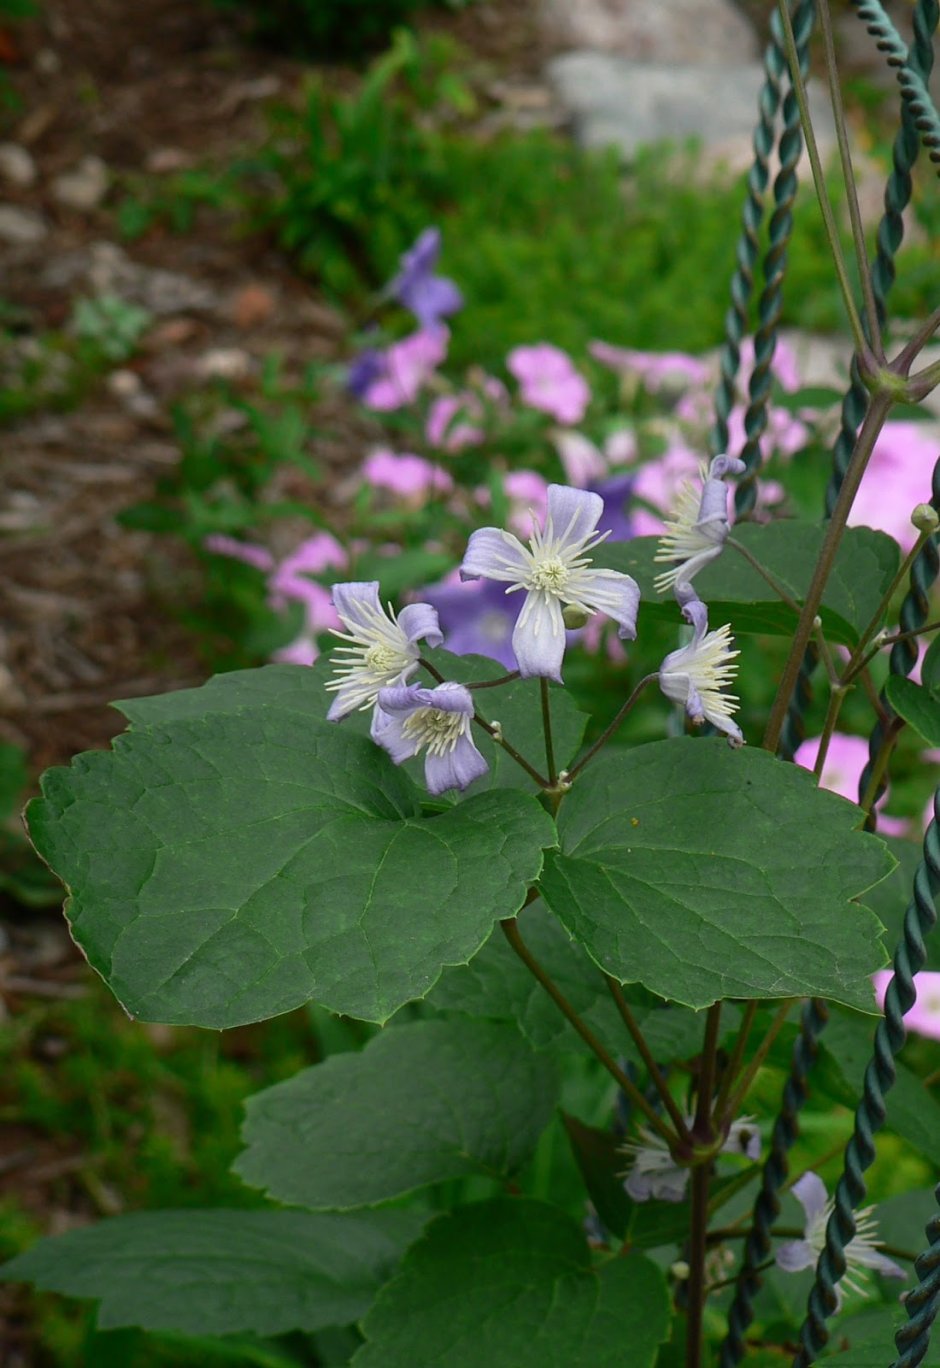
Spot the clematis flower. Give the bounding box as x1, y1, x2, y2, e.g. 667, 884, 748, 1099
775, 1172, 905, 1306
873, 969, 940, 1041
658, 595, 743, 745
362, 449, 454, 500
508, 344, 591, 425
460, 483, 641, 681
387, 227, 463, 328
373, 682, 487, 795
622, 1115, 761, 1203
361, 327, 449, 411
325, 582, 442, 720
654, 454, 746, 593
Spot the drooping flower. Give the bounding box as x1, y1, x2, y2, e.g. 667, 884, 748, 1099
460, 483, 641, 681
658, 595, 743, 745
325, 582, 442, 720
775, 1172, 905, 1306
873, 969, 940, 1041
361, 327, 449, 411
387, 227, 463, 329
362, 449, 454, 500
508, 343, 591, 425
373, 682, 488, 795
622, 1115, 761, 1203
654, 454, 746, 593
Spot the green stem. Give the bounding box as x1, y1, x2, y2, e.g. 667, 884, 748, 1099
472, 712, 549, 789
844, 526, 935, 673
813, 683, 850, 780
500, 918, 677, 1145
816, 0, 885, 362
686, 1164, 711, 1368
775, 0, 873, 365
605, 976, 692, 1142
892, 306, 940, 378
466, 671, 521, 690
909, 355, 940, 401
722, 1001, 794, 1121
763, 391, 894, 752
858, 717, 904, 819
540, 678, 557, 787
844, 616, 940, 691
712, 1002, 758, 1125
695, 1004, 722, 1139
566, 674, 657, 782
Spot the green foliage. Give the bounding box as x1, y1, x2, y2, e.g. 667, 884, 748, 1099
354, 1200, 671, 1366
234, 1019, 559, 1208
70, 294, 152, 363
885, 676, 940, 747
0, 1208, 425, 1335
26, 665, 554, 1027
540, 737, 893, 1011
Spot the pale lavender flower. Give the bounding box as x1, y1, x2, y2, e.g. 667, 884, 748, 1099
326, 582, 442, 720
873, 970, 940, 1041
361, 327, 449, 411
387, 228, 463, 328
622, 1115, 761, 1203
591, 471, 635, 542
658, 596, 743, 746
776, 1172, 905, 1307
373, 681, 488, 795
654, 454, 746, 593
347, 347, 384, 400
460, 483, 640, 681
508, 344, 591, 425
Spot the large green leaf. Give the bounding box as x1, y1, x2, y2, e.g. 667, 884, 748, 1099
539, 738, 892, 1011
352, 1199, 671, 1367
0, 1208, 425, 1336
27, 668, 555, 1028
596, 522, 899, 644
885, 676, 940, 746
234, 1019, 559, 1209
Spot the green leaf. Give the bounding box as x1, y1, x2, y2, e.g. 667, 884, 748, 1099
0, 1208, 424, 1336
234, 1019, 559, 1209
539, 738, 892, 1011
596, 523, 899, 645
862, 837, 940, 971
560, 1113, 633, 1240
27, 668, 555, 1028
885, 676, 940, 746
921, 633, 940, 692
815, 1009, 940, 1165
353, 1200, 671, 1367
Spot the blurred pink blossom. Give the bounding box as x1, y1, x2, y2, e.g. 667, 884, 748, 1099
203, 534, 275, 573
426, 393, 484, 451
270, 533, 347, 608
273, 637, 321, 667
362, 449, 454, 498
362, 327, 449, 411
589, 341, 710, 390
794, 732, 908, 836
508, 343, 590, 425
553, 428, 637, 487
739, 336, 802, 394
504, 469, 549, 537
873, 970, 940, 1040
849, 421, 938, 551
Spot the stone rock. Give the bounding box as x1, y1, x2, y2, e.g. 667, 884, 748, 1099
541, 0, 757, 63
51, 155, 110, 212
0, 142, 37, 187
0, 204, 48, 245
41, 241, 220, 317
547, 54, 836, 172
195, 347, 252, 381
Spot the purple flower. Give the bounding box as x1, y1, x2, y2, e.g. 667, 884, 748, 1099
621, 1115, 761, 1203
347, 347, 385, 400
422, 574, 521, 670
591, 470, 635, 542
460, 483, 640, 682
776, 1172, 905, 1307
508, 344, 591, 425
654, 454, 746, 594
361, 327, 449, 411
387, 228, 463, 329
325, 581, 442, 720
373, 681, 488, 795
658, 596, 743, 746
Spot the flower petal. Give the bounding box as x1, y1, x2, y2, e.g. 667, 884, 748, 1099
775, 1239, 817, 1273
331, 581, 383, 632
370, 705, 417, 765
791, 1171, 828, 1229
398, 602, 443, 651
512, 590, 566, 681
546, 483, 603, 547
461, 527, 531, 583
425, 732, 488, 795
577, 567, 640, 640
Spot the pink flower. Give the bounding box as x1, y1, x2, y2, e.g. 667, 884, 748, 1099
362, 327, 449, 411
503, 469, 549, 537
362, 449, 453, 499
794, 732, 909, 836
270, 533, 347, 609
849, 421, 938, 552
873, 970, 940, 1040
203, 534, 275, 573
508, 343, 590, 425
273, 637, 321, 666
426, 393, 484, 451
553, 429, 638, 487
630, 443, 703, 536
589, 341, 710, 391
739, 336, 802, 394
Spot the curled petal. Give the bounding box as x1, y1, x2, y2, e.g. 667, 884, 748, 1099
370, 706, 418, 764
425, 733, 488, 795
512, 590, 566, 681
461, 527, 530, 583
398, 602, 443, 651
709, 454, 747, 481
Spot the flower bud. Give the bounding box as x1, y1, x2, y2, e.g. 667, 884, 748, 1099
911, 503, 939, 534
562, 604, 593, 630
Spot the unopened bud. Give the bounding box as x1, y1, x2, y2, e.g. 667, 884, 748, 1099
562, 604, 593, 630
911, 503, 939, 534
670, 1260, 691, 1281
